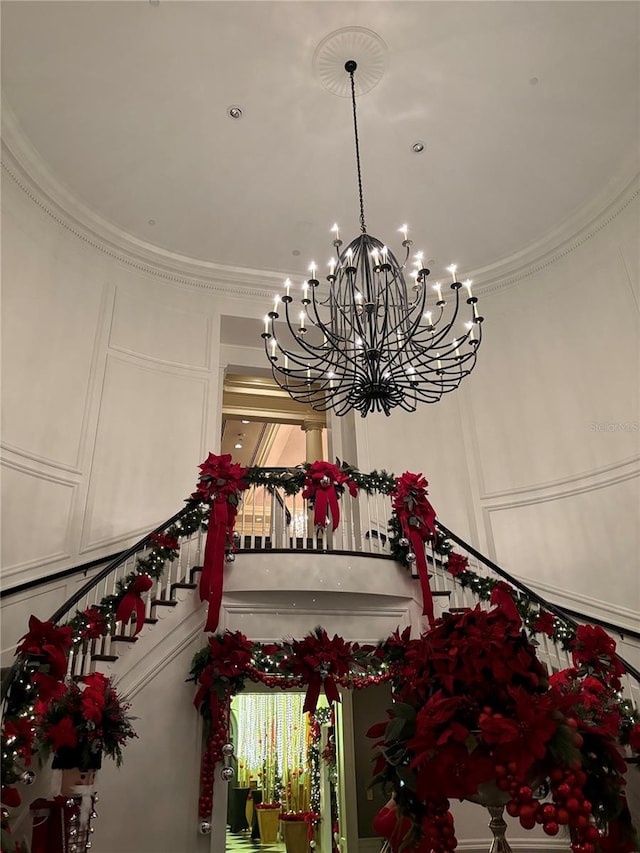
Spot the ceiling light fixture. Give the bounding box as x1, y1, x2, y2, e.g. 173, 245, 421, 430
262, 60, 484, 417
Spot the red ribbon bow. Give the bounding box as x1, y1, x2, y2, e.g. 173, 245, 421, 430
392, 472, 438, 626
284, 629, 353, 714
301, 461, 358, 531
194, 454, 248, 633
116, 574, 153, 635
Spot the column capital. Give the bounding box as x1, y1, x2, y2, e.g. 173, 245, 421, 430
301, 417, 326, 433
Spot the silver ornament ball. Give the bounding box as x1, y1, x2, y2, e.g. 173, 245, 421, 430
220, 766, 235, 782
221, 743, 234, 757
199, 821, 212, 835
406, 551, 416, 564
320, 475, 331, 486
225, 552, 236, 563
20, 769, 36, 785
399, 537, 409, 547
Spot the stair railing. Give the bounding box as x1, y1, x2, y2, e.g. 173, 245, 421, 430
3, 466, 639, 708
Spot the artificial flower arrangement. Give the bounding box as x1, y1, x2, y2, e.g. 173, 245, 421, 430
369, 602, 639, 853
36, 672, 137, 770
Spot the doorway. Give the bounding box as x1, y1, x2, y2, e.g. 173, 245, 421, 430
225, 692, 339, 853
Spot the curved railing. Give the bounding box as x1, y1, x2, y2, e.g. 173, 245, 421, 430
3, 465, 639, 706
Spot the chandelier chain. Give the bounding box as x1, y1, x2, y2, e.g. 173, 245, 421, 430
348, 65, 367, 234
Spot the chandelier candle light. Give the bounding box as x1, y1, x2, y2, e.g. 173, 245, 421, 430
262, 59, 484, 417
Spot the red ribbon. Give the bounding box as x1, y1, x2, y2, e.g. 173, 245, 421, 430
199, 497, 238, 632
302, 672, 340, 715
393, 472, 438, 626
193, 665, 220, 722
116, 574, 153, 635
302, 461, 357, 531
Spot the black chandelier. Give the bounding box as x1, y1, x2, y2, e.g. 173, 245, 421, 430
262, 60, 483, 418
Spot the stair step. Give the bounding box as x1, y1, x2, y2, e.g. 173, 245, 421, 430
91, 654, 119, 662
151, 599, 178, 608
144, 617, 158, 625
171, 582, 197, 594
448, 607, 472, 613
111, 635, 138, 643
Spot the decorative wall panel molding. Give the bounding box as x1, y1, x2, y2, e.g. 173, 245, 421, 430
481, 454, 639, 507
0, 462, 75, 578
109, 285, 212, 370
80, 353, 208, 551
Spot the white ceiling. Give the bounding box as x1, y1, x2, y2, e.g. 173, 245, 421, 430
1, 1, 638, 279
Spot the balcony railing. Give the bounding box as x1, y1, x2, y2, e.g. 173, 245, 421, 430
3, 466, 639, 710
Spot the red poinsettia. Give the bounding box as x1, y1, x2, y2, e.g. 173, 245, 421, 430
533, 609, 556, 637
149, 532, 180, 551
446, 552, 468, 577
37, 674, 136, 769
45, 717, 78, 752
301, 461, 358, 531
283, 628, 355, 713
193, 631, 254, 717
16, 615, 73, 680
571, 624, 625, 678
79, 606, 107, 640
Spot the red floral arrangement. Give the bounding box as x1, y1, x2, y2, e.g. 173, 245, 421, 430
193, 453, 248, 632
36, 673, 136, 770
302, 460, 358, 531
281, 627, 355, 714
369, 605, 637, 853
256, 802, 282, 810
391, 472, 438, 624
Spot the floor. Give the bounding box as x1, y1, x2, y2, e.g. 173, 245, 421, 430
225, 829, 285, 853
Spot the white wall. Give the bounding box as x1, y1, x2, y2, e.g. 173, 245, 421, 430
0, 164, 267, 594
357, 190, 640, 630
2, 151, 638, 636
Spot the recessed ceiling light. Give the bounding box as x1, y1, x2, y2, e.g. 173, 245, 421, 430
227, 105, 243, 120
234, 442, 243, 449
241, 419, 250, 424
412, 141, 425, 153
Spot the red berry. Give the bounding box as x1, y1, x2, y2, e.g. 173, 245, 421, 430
520, 816, 536, 830
544, 822, 559, 836
519, 786, 533, 801
556, 808, 570, 825
506, 802, 519, 818
566, 798, 581, 814
557, 783, 571, 798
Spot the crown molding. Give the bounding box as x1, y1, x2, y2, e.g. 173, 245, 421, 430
1, 105, 282, 298
2, 101, 638, 298
470, 160, 640, 294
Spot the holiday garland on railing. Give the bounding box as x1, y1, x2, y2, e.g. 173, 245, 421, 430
3, 454, 640, 846
188, 618, 640, 836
